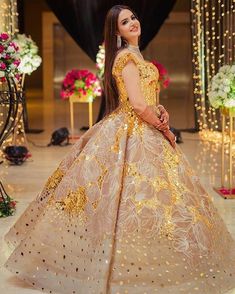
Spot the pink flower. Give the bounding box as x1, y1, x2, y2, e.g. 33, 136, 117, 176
61, 69, 100, 100
13, 59, 20, 67
0, 62, 6, 70
26, 152, 32, 159
152, 60, 167, 76
15, 73, 21, 80
9, 201, 16, 208
151, 59, 170, 89
9, 41, 19, 51
0, 33, 9, 41
60, 90, 68, 100
0, 45, 4, 53
163, 78, 170, 88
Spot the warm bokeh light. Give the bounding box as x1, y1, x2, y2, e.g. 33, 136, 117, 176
191, 0, 234, 137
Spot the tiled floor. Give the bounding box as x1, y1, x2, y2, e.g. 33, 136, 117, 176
0, 98, 235, 294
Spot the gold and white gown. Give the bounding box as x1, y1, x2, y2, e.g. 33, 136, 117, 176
4, 52, 235, 294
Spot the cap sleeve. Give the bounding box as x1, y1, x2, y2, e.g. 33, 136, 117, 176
112, 52, 139, 76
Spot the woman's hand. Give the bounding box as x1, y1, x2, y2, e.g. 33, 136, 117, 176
155, 120, 169, 132
158, 105, 169, 124
163, 129, 176, 148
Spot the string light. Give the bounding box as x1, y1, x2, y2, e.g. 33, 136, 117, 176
191, 0, 234, 141
0, 1, 28, 153
0, 0, 18, 35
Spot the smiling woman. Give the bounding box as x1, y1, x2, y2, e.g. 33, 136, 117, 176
104, 5, 175, 147
3, 3, 235, 294
117, 9, 141, 48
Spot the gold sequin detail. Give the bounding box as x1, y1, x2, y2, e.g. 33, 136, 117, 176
112, 52, 159, 137
159, 206, 175, 240
112, 52, 159, 106
58, 187, 88, 216
111, 125, 125, 153
45, 168, 64, 191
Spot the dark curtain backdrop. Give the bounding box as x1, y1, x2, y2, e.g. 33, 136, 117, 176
46, 0, 176, 62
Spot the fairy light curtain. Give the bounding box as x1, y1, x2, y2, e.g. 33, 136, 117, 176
0, 0, 19, 143
191, 0, 235, 132
0, 0, 27, 151
0, 0, 18, 35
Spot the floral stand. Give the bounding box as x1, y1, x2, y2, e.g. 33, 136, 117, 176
69, 94, 93, 138
214, 107, 235, 199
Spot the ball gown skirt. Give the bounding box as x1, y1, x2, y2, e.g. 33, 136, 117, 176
3, 52, 235, 294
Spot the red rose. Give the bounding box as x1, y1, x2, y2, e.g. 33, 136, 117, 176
0, 62, 6, 70
0, 33, 9, 41
13, 60, 20, 67
0, 45, 4, 53
9, 201, 16, 208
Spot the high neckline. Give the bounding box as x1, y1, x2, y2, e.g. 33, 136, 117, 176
126, 44, 143, 59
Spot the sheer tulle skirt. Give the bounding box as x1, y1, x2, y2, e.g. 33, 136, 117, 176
4, 110, 235, 293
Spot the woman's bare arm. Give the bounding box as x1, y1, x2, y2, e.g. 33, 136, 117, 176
121, 59, 168, 131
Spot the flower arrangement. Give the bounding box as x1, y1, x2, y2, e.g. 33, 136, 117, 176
0, 32, 21, 82
96, 43, 105, 80
0, 182, 17, 218
208, 65, 235, 109
151, 60, 170, 89
0, 197, 17, 217
13, 34, 42, 75
60, 69, 102, 101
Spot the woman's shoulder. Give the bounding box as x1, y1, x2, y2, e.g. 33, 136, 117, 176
112, 49, 140, 74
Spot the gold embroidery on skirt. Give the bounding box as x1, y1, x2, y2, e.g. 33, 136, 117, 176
95, 160, 108, 190
45, 168, 64, 191
160, 206, 175, 240
162, 142, 213, 231
110, 125, 124, 153
59, 187, 88, 216
188, 206, 213, 228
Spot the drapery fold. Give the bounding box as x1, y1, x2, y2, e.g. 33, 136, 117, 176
46, 0, 176, 61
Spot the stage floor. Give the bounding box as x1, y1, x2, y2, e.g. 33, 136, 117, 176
0, 97, 235, 294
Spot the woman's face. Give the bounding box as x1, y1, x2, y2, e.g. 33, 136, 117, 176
117, 9, 141, 42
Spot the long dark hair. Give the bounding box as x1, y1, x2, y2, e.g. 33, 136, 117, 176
104, 5, 138, 115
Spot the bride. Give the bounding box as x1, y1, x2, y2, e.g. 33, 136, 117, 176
4, 5, 235, 294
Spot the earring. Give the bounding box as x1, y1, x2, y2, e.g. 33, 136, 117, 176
117, 35, 122, 49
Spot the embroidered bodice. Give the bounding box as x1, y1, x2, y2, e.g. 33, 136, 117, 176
112, 52, 159, 109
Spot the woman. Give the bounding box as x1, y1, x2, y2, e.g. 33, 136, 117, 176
4, 5, 235, 294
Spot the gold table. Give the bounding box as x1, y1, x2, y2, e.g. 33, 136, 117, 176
69, 95, 93, 138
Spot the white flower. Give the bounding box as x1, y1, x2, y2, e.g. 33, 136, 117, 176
223, 86, 230, 93
223, 78, 230, 86
220, 65, 230, 73
209, 64, 235, 109
224, 99, 235, 108
7, 46, 15, 53
10, 64, 17, 69
32, 55, 42, 67
13, 33, 42, 75
96, 44, 105, 79
0, 71, 5, 77
218, 90, 227, 99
